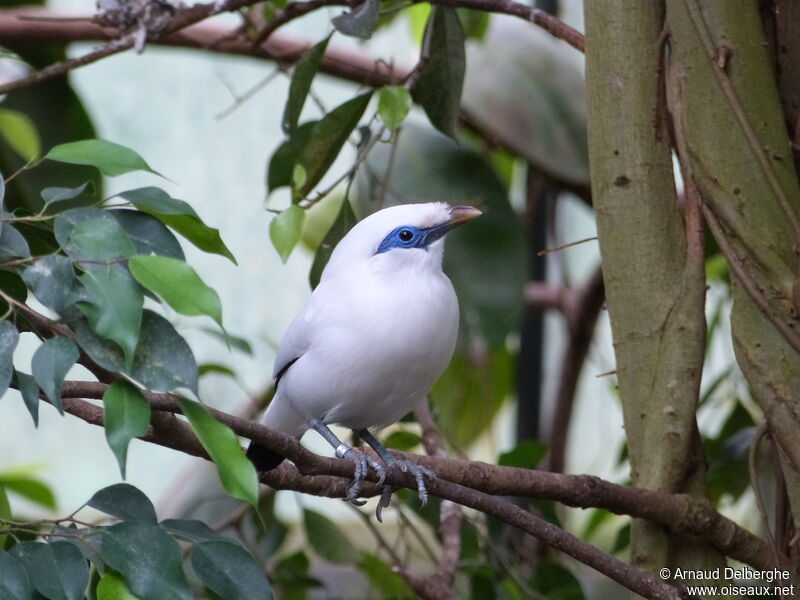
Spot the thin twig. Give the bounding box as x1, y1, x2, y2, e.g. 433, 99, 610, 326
537, 236, 598, 257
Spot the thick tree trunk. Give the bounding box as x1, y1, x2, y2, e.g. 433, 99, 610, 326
666, 0, 800, 537
584, 0, 726, 591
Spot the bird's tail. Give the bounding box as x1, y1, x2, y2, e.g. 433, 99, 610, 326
247, 390, 307, 472
246, 442, 285, 471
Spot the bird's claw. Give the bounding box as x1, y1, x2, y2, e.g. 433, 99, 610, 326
393, 459, 435, 506
374, 459, 435, 521
375, 485, 393, 522
341, 448, 387, 504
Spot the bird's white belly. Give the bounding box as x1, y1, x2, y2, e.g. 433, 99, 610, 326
280, 274, 458, 430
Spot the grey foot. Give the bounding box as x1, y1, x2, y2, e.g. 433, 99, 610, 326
389, 459, 435, 506
375, 458, 435, 521
341, 448, 386, 504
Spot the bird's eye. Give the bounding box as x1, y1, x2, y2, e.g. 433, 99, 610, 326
398, 229, 414, 242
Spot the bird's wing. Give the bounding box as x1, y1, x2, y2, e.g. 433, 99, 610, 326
271, 297, 317, 381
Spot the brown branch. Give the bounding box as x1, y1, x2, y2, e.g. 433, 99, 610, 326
0, 0, 582, 97
55, 391, 682, 600
56, 379, 771, 573
250, 0, 584, 51
0, 8, 591, 201
0, 10, 403, 88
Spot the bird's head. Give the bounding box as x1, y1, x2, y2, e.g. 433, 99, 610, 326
323, 202, 482, 278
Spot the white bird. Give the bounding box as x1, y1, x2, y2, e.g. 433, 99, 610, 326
247, 202, 481, 509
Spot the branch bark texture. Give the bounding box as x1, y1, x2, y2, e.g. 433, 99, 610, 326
55, 380, 771, 573
665, 0, 800, 530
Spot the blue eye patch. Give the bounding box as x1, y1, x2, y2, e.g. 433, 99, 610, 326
375, 223, 451, 254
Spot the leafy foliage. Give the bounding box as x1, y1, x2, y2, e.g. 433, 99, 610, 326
0, 484, 272, 600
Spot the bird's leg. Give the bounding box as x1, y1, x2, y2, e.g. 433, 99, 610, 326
357, 429, 436, 514
308, 420, 385, 504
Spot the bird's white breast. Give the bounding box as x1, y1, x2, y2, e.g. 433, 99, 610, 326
279, 257, 459, 430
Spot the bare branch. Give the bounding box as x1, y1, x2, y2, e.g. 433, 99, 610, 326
55, 391, 682, 600
0, 0, 583, 97
54, 379, 771, 573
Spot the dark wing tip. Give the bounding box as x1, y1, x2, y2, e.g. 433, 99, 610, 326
246, 442, 285, 471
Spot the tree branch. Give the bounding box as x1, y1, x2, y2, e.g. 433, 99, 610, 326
55, 379, 771, 573
0, 0, 582, 97
54, 390, 682, 600
0, 8, 591, 201
0, 10, 403, 88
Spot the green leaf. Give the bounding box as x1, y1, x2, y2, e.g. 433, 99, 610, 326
198, 363, 236, 378
51, 525, 105, 570
0, 320, 19, 398
406, 2, 431, 44
66, 217, 138, 262
0, 108, 41, 161
41, 181, 96, 214
22, 255, 87, 313
88, 483, 158, 524
74, 310, 198, 393
110, 210, 185, 260
103, 381, 152, 479
358, 553, 414, 598
531, 560, 584, 600
611, 522, 630, 554
191, 539, 272, 600
159, 518, 217, 543
0, 486, 10, 550
119, 188, 235, 264
154, 213, 237, 263
0, 550, 33, 600
118, 187, 200, 218
498, 440, 547, 469
29, 541, 89, 600
97, 521, 190, 600
411, 7, 465, 139
272, 551, 321, 595
15, 371, 40, 426
0, 223, 31, 259
283, 37, 330, 134
78, 265, 144, 369
46, 139, 161, 178
431, 346, 513, 447
581, 508, 614, 541
201, 327, 252, 355
302, 509, 358, 564
267, 121, 316, 193
176, 398, 258, 506
383, 430, 422, 451
269, 205, 305, 263
97, 572, 138, 600
128, 255, 222, 327
378, 86, 412, 131
0, 46, 28, 65
0, 474, 56, 510
332, 0, 380, 39
295, 92, 373, 198
31, 336, 78, 415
